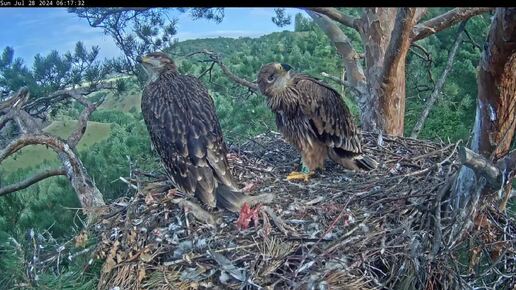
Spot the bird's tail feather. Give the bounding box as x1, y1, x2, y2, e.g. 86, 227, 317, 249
216, 184, 274, 212
353, 154, 378, 171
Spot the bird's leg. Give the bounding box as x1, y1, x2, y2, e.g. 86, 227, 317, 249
286, 159, 315, 182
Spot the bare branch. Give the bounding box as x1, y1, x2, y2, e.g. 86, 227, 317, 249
411, 21, 467, 138
0, 110, 15, 131
23, 82, 113, 116
320, 72, 361, 97
412, 8, 492, 42
383, 8, 418, 83
409, 43, 435, 86
67, 93, 106, 148
464, 29, 482, 50
0, 87, 30, 112
0, 133, 105, 215
308, 8, 359, 30
410, 43, 432, 63
459, 147, 515, 188
0, 168, 66, 197
188, 50, 258, 91
306, 10, 366, 94
0, 134, 61, 162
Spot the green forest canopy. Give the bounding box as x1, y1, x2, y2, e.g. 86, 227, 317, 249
1, 10, 508, 288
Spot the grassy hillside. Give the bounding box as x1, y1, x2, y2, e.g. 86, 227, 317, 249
1, 120, 111, 171
99, 90, 142, 113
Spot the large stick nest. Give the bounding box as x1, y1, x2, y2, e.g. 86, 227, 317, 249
91, 132, 515, 290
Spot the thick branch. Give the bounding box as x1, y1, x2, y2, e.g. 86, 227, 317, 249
412, 8, 492, 42
306, 10, 366, 94
453, 8, 516, 207
0, 133, 105, 214
410, 21, 467, 138
308, 8, 359, 30
0, 110, 15, 131
0, 168, 66, 196
216, 59, 258, 91
383, 8, 418, 83
0, 87, 30, 112
23, 83, 113, 116
459, 147, 515, 188
0, 134, 66, 163
67, 94, 106, 148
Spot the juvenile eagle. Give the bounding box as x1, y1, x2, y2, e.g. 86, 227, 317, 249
257, 63, 377, 181
138, 52, 249, 212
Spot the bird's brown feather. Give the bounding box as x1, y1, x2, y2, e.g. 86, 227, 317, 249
141, 70, 238, 208
292, 74, 362, 155
257, 63, 376, 171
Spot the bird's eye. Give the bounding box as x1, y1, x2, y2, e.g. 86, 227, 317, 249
267, 75, 275, 82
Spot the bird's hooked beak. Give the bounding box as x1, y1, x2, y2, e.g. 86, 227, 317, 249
136, 55, 146, 64
280, 63, 292, 72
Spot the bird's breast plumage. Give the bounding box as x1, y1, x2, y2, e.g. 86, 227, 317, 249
141, 71, 238, 206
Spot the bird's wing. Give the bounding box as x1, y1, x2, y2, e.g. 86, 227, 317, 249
294, 74, 363, 154
141, 75, 236, 204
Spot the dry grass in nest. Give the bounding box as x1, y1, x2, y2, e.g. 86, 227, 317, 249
91, 132, 515, 290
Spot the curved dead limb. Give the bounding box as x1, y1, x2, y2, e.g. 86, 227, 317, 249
307, 8, 359, 30
305, 10, 367, 96
0, 86, 110, 221
22, 83, 113, 118
412, 8, 492, 41
186, 49, 258, 91
0, 133, 105, 215
459, 147, 515, 189
67, 93, 107, 148
0, 168, 66, 196
410, 20, 467, 138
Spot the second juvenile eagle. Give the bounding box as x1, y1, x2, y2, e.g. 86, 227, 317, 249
138, 52, 254, 212
257, 63, 377, 181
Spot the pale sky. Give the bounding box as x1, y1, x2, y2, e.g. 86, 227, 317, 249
0, 8, 303, 67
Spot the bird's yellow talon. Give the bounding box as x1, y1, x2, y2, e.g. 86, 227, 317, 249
286, 171, 313, 182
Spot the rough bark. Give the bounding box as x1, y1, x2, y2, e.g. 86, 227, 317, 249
304, 8, 492, 136
412, 8, 492, 41
0, 86, 107, 221
459, 147, 515, 188
306, 10, 367, 95
308, 7, 359, 29
453, 8, 516, 209
380, 8, 418, 135
0, 134, 106, 214
358, 8, 398, 133
410, 21, 467, 138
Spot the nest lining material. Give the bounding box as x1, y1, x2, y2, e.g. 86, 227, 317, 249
91, 132, 514, 290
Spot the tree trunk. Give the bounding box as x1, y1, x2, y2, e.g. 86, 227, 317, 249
309, 8, 491, 137
358, 8, 416, 136
453, 8, 516, 209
